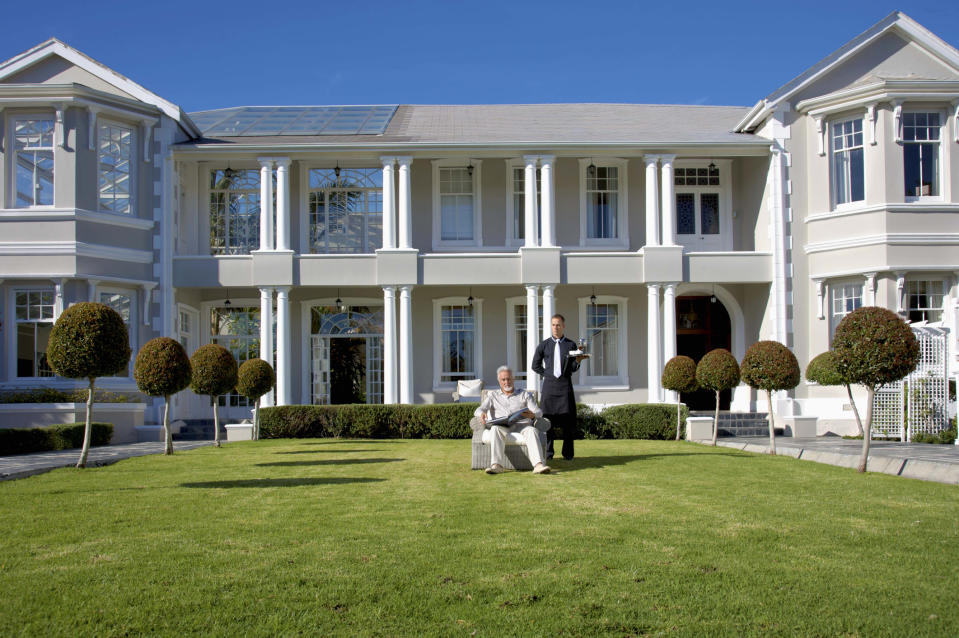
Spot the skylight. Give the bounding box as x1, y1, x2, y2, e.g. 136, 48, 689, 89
189, 106, 398, 136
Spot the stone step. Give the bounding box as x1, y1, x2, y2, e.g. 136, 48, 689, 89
689, 412, 780, 438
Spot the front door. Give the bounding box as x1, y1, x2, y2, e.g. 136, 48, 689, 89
675, 295, 732, 410
310, 305, 384, 404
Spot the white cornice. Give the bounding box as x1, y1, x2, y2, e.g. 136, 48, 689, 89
804, 233, 959, 254
804, 202, 959, 222
0, 208, 155, 230
797, 80, 959, 116
810, 266, 959, 279
0, 241, 153, 263
0, 273, 158, 286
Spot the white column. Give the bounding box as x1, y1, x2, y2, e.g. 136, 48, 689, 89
523, 156, 538, 247
259, 287, 275, 406
663, 283, 677, 402
539, 155, 555, 248
397, 156, 413, 249
383, 286, 397, 404
541, 285, 555, 345
275, 286, 291, 405
525, 285, 540, 392
87, 279, 99, 302
399, 285, 414, 404
380, 157, 396, 250
660, 155, 676, 246
258, 158, 274, 251
647, 284, 662, 403
275, 159, 291, 251
644, 156, 660, 247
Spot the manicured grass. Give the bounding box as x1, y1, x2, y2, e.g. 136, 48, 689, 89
1, 440, 957, 637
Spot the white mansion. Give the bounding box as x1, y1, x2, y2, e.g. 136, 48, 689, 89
1, 12, 957, 439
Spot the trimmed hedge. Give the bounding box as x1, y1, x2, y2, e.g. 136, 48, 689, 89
0, 389, 141, 404
260, 403, 689, 440
0, 423, 113, 456
601, 404, 690, 440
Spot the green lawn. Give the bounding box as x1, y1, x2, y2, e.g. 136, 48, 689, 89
1, 440, 956, 637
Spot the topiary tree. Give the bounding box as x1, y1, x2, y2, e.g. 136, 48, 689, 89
662, 355, 698, 440
695, 349, 741, 446
190, 344, 238, 448
236, 358, 275, 440
46, 302, 131, 468
806, 351, 863, 437
134, 338, 192, 455
833, 306, 920, 473
740, 340, 801, 455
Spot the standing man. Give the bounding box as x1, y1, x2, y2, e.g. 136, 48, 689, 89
532, 314, 587, 460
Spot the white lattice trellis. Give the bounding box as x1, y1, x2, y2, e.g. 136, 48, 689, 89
872, 326, 950, 440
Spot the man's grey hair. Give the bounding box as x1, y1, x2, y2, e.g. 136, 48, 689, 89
496, 365, 513, 376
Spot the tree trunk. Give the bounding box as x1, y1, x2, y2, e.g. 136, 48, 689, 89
213, 398, 221, 448
76, 378, 96, 469
858, 386, 875, 473
766, 389, 777, 455
254, 398, 261, 441
845, 384, 864, 437
163, 396, 173, 455
711, 390, 720, 446
675, 401, 682, 441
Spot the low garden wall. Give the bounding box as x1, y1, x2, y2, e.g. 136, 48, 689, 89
0, 403, 146, 444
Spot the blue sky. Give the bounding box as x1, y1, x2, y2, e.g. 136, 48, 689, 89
5, 1, 959, 113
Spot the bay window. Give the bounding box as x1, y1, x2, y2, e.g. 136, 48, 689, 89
906, 280, 944, 323
15, 289, 55, 378
830, 281, 862, 338
97, 122, 134, 215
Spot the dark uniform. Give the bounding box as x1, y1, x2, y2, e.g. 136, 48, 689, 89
531, 335, 581, 460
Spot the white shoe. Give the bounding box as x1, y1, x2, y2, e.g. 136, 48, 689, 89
533, 463, 551, 474
485, 464, 504, 474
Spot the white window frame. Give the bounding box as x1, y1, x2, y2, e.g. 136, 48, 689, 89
431, 159, 482, 249
830, 115, 865, 209
579, 158, 629, 249
96, 119, 136, 216
902, 109, 945, 203
96, 285, 138, 378
9, 287, 57, 380
577, 295, 628, 388
432, 296, 483, 391
505, 296, 543, 386
304, 166, 384, 254
672, 160, 732, 252
207, 167, 261, 255
829, 280, 864, 340
202, 299, 261, 409
905, 277, 947, 323
9, 113, 56, 209
505, 160, 540, 248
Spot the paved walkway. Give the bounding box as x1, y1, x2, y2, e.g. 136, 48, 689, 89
697, 436, 959, 485
0, 441, 213, 481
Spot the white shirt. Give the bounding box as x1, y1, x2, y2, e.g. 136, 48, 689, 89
474, 389, 543, 426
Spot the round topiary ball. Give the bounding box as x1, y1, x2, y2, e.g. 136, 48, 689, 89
47, 302, 131, 380
833, 306, 919, 387
236, 358, 275, 400
134, 337, 192, 397
695, 348, 740, 392
740, 340, 800, 392
662, 355, 699, 394
805, 351, 844, 386
190, 344, 238, 397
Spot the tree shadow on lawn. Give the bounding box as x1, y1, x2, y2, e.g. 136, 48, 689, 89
256, 458, 406, 467
294, 439, 407, 445
550, 450, 752, 472
181, 477, 387, 488
274, 449, 386, 455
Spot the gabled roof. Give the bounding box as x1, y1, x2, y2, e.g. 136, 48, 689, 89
0, 38, 200, 136
736, 11, 959, 132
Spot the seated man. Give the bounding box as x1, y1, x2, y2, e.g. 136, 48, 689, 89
473, 365, 551, 475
